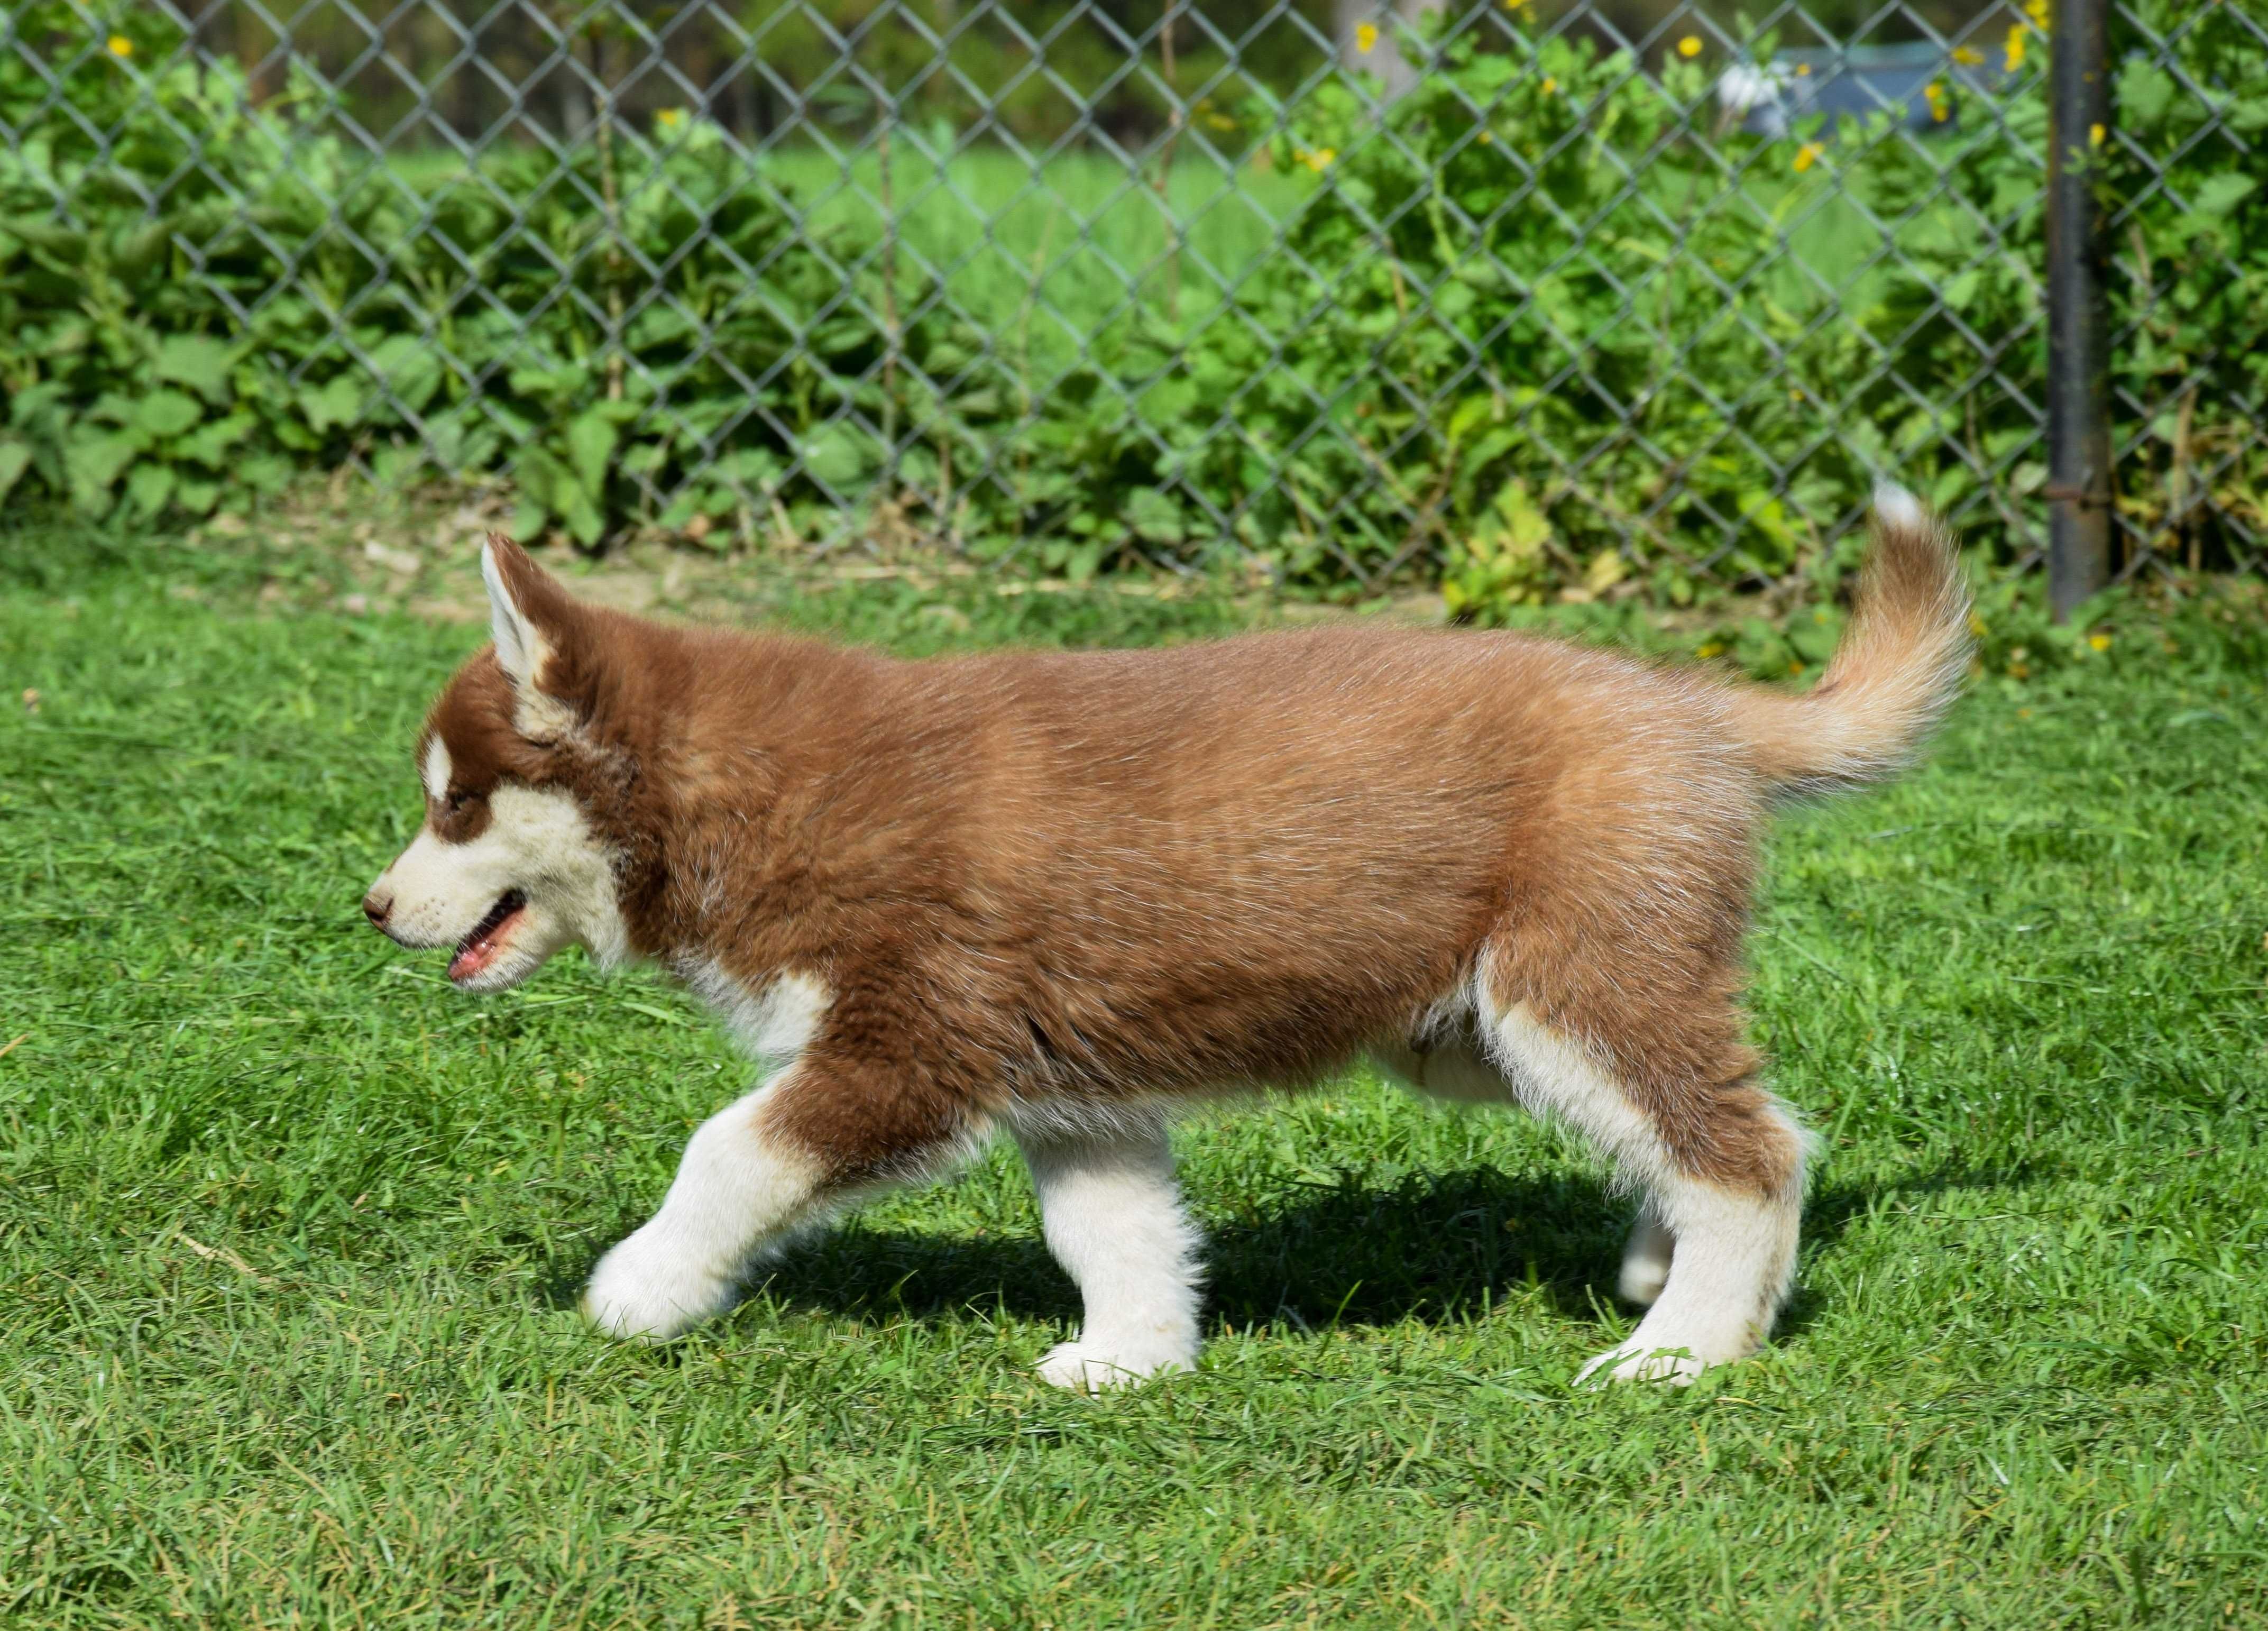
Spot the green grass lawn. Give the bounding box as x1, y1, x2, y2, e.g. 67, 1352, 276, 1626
396, 141, 1315, 362
765, 147, 1312, 354
396, 134, 1883, 372
4, 529, 2266, 1627
759, 144, 1891, 356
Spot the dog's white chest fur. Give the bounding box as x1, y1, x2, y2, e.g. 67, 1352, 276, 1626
675, 958, 831, 1069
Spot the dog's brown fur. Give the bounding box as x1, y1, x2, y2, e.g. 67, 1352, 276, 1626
417, 508, 1968, 1220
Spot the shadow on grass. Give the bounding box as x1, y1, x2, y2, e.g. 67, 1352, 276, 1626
767, 1167, 1623, 1333
544, 1155, 2046, 1338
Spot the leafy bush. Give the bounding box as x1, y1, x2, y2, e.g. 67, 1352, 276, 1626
2, 0, 2260, 607
2098, 10, 2268, 558
1196, 26, 1925, 600
0, 3, 998, 546
1176, 0, 2263, 609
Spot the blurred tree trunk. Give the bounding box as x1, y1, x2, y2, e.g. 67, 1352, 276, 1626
1335, 0, 1446, 103
685, 17, 715, 121
237, 2, 280, 103
445, 2, 482, 143
724, 0, 777, 145
188, 0, 225, 61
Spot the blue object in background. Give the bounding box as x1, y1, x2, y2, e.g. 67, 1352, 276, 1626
1717, 42, 2016, 138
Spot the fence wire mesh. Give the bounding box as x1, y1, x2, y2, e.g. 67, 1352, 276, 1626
3, 0, 2261, 599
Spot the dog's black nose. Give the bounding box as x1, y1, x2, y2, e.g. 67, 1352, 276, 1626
362, 890, 393, 928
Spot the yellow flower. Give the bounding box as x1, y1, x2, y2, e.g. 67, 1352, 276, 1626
1795, 62, 1811, 76
2004, 24, 2027, 72
656, 108, 684, 129
1355, 21, 1378, 54
1477, 130, 1493, 143
1952, 45, 1982, 66
1695, 642, 1725, 659
1296, 146, 1336, 173
107, 33, 132, 57
1540, 76, 1557, 94
1677, 35, 1702, 58
2088, 632, 2112, 651
1794, 141, 1824, 172
2090, 122, 2105, 147
1924, 80, 1949, 122
2025, 0, 2050, 31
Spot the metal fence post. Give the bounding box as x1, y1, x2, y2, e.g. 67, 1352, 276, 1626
2046, 0, 2113, 620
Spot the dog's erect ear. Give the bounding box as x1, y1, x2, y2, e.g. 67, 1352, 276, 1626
479, 534, 584, 739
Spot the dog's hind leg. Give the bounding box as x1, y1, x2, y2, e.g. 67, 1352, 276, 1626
1474, 981, 1805, 1385
1014, 1108, 1202, 1392
1371, 1033, 1677, 1312
583, 1052, 975, 1342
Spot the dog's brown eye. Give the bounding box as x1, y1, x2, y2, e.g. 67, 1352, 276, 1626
446, 787, 471, 813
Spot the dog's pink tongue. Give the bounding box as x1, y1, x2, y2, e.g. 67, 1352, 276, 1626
448, 910, 519, 982
447, 941, 495, 982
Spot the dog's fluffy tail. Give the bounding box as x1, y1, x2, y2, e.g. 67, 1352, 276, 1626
1724, 483, 1973, 796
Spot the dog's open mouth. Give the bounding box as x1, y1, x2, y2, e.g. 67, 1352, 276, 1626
448, 890, 527, 983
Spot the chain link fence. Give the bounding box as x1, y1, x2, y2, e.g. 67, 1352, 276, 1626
3, 1, 2261, 601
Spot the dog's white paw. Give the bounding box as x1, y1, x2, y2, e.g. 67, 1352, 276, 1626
1035, 1336, 1194, 1393
581, 1227, 737, 1342
1577, 1312, 1758, 1386
1576, 1343, 1711, 1387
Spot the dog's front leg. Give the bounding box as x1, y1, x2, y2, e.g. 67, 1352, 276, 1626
582, 1070, 831, 1341
1015, 1110, 1203, 1391
583, 1047, 974, 1342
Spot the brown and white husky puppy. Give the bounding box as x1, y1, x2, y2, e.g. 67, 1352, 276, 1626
363, 486, 1969, 1389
